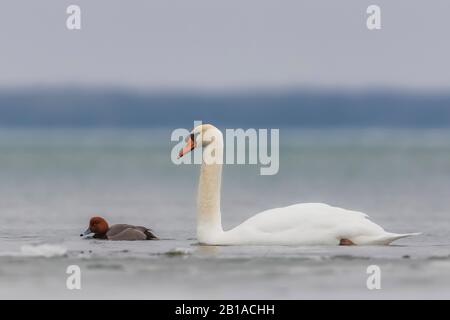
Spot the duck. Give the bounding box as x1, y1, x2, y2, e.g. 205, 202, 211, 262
177, 124, 420, 246
80, 217, 158, 241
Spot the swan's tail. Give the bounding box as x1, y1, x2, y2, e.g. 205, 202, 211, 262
375, 232, 421, 245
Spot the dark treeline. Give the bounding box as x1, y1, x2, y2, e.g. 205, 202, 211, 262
1, 88, 450, 127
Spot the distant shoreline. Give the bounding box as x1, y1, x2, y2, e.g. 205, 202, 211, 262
1, 88, 450, 128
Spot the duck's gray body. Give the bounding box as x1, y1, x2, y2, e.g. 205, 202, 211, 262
94, 224, 158, 241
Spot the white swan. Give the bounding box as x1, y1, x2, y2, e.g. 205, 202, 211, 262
178, 124, 420, 246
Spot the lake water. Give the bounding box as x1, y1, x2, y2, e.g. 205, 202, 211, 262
0, 128, 449, 299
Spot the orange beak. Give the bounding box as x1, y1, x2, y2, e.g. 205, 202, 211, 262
178, 135, 196, 159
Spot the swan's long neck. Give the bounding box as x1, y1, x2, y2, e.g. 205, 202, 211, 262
197, 135, 224, 243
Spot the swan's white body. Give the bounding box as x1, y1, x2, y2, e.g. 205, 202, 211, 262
188, 125, 419, 246
200, 202, 418, 246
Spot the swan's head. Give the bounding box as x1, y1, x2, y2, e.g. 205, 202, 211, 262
178, 124, 222, 159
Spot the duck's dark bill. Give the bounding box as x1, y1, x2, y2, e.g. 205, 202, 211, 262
80, 228, 93, 237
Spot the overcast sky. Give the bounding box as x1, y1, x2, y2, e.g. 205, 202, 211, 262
0, 0, 449, 90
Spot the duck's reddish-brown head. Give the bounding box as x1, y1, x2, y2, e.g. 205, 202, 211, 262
81, 217, 109, 237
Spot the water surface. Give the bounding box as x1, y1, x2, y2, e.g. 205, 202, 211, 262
0, 128, 449, 299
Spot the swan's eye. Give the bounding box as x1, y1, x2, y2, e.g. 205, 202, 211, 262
185, 133, 195, 142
